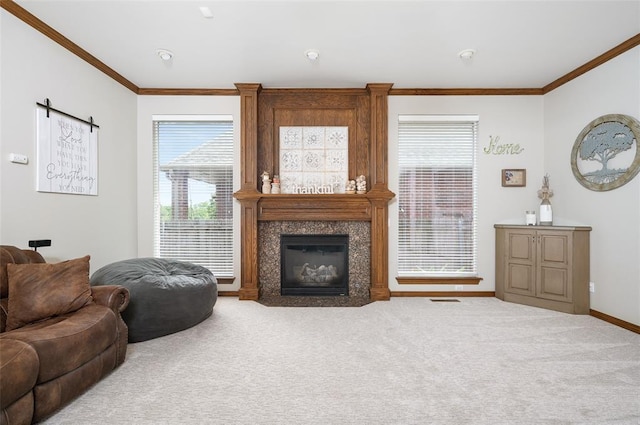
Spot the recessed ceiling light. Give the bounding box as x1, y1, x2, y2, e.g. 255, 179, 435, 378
458, 49, 476, 60
305, 49, 320, 61
156, 49, 173, 61
199, 6, 213, 19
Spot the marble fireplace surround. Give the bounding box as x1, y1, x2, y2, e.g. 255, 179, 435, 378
258, 221, 371, 306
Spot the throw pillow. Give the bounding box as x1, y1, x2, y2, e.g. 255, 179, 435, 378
6, 255, 93, 331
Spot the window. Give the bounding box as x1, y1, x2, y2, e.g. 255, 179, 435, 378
397, 115, 478, 277
153, 117, 234, 277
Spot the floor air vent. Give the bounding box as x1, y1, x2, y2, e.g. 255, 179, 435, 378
430, 299, 460, 302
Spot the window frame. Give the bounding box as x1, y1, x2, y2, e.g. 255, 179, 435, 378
394, 114, 480, 285
152, 115, 235, 279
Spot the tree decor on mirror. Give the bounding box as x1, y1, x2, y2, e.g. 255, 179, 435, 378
571, 114, 640, 191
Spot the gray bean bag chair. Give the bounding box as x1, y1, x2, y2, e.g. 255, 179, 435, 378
90, 258, 217, 342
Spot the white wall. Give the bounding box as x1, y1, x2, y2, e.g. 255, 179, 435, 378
4, 6, 638, 324
0, 11, 138, 271
543, 47, 640, 325
388, 95, 545, 293
136, 96, 242, 291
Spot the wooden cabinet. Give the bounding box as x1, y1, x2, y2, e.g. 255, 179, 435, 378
495, 225, 591, 314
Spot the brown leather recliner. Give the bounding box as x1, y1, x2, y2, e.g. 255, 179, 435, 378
0, 246, 130, 424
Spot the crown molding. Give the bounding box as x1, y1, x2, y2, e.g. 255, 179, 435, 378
389, 88, 544, 96
1, 0, 139, 93
2, 0, 639, 96
137, 88, 239, 96
542, 33, 640, 94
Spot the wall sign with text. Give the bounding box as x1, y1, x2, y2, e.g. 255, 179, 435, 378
483, 135, 524, 155
36, 107, 98, 195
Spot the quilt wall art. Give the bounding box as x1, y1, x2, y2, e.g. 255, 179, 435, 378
279, 126, 348, 194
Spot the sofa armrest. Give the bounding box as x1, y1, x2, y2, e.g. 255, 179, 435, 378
91, 285, 130, 364
91, 285, 130, 313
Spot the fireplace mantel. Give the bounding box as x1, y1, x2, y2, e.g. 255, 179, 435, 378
234, 190, 395, 222
233, 83, 394, 302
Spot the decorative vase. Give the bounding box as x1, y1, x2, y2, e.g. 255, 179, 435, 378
537, 174, 553, 226
539, 198, 553, 225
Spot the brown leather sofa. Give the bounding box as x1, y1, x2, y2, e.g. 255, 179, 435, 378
0, 246, 130, 424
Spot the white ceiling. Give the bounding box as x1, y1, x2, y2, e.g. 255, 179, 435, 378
13, 0, 640, 90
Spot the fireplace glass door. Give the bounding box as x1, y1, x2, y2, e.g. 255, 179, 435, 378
280, 234, 349, 296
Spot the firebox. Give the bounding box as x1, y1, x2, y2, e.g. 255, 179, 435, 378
280, 234, 349, 296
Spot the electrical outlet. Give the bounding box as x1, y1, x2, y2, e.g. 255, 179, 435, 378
454, 285, 463, 291
589, 282, 595, 293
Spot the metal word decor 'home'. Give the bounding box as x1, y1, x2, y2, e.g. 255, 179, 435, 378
279, 126, 348, 194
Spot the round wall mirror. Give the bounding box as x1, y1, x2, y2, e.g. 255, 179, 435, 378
571, 114, 640, 191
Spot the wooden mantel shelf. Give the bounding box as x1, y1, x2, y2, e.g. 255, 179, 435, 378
260, 194, 371, 221
233, 189, 395, 222
234, 190, 395, 222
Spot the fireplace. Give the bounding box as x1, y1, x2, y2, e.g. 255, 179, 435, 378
257, 221, 370, 306
280, 234, 349, 296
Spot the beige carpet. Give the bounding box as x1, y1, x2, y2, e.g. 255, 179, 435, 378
43, 297, 640, 424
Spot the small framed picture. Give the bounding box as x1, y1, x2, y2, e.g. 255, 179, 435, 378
502, 169, 526, 187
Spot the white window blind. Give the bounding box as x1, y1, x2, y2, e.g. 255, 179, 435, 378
397, 115, 478, 276
153, 117, 234, 277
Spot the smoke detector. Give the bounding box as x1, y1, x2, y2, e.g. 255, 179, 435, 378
305, 49, 320, 61
458, 49, 476, 60
156, 49, 173, 61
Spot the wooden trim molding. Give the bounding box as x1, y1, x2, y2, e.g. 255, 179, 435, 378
138, 88, 239, 96
367, 83, 394, 301
542, 33, 640, 94
257, 194, 372, 221
391, 291, 495, 297
259, 88, 368, 96
590, 309, 640, 334
235, 83, 262, 191
216, 277, 236, 285
396, 277, 483, 285
367, 83, 393, 189
1, 0, 139, 93
234, 83, 262, 301
389, 88, 543, 96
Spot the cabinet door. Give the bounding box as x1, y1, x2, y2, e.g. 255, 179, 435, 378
504, 230, 536, 296
536, 231, 572, 302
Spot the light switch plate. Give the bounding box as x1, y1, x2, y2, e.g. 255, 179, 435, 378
9, 153, 28, 164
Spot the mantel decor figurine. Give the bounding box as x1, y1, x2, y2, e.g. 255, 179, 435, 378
261, 171, 271, 194
537, 174, 553, 225
355, 175, 367, 194
271, 175, 281, 194
345, 179, 356, 194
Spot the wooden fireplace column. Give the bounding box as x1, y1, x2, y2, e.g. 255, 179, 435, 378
234, 83, 262, 300
233, 83, 394, 301
367, 84, 394, 300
